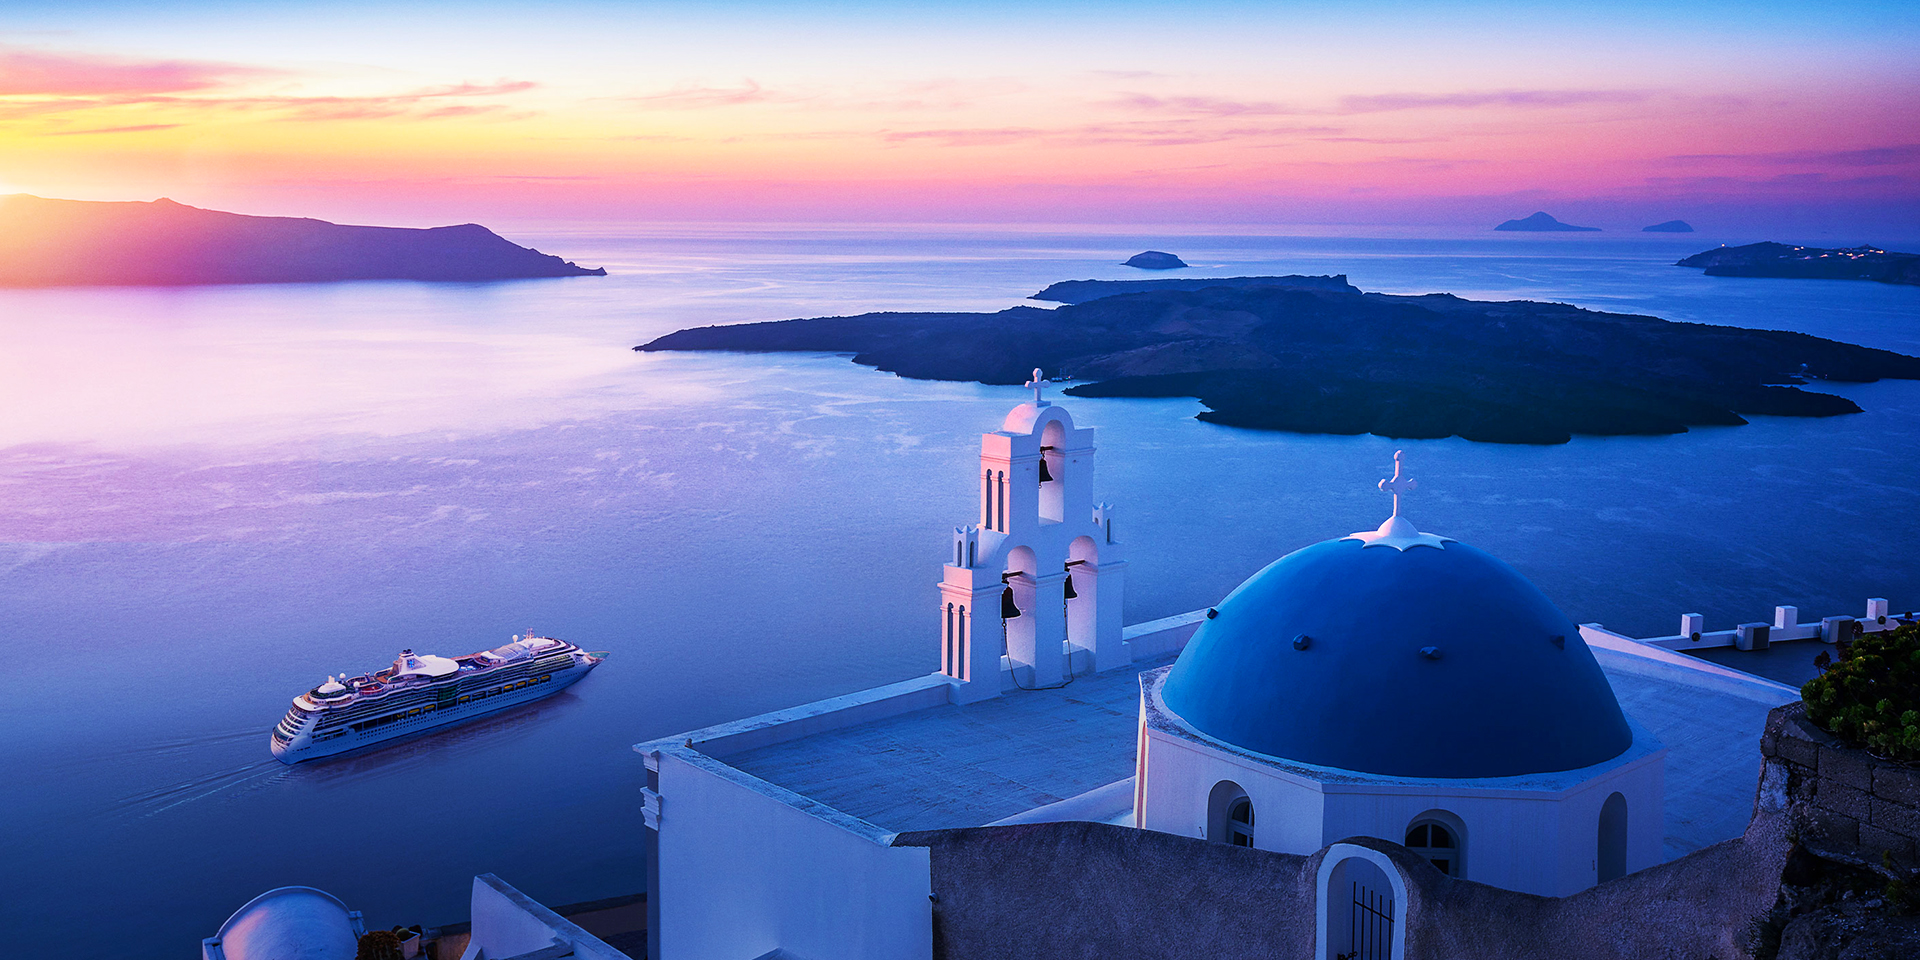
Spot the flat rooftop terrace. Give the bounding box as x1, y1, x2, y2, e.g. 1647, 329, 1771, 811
718, 644, 1795, 860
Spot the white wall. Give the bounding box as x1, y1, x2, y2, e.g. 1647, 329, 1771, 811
1138, 725, 1327, 854
1122, 610, 1207, 662
654, 750, 933, 960
1318, 747, 1662, 897
1141, 673, 1668, 898
461, 874, 627, 960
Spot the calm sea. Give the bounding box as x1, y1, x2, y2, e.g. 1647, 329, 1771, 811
2, 227, 1917, 957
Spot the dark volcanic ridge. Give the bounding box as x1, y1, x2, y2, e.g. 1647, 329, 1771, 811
0, 194, 606, 286
637, 275, 1920, 445
1678, 242, 1920, 286
1495, 211, 1600, 232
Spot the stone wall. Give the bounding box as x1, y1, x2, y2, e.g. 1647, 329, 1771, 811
1761, 702, 1920, 880
895, 821, 1316, 960
896, 812, 1794, 960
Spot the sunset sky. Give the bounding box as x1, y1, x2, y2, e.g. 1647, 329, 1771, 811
1, 0, 1915, 232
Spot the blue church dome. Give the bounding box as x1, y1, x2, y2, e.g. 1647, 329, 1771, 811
1161, 529, 1633, 779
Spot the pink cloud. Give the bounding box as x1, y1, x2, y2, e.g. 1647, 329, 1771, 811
880, 121, 1342, 149
1336, 89, 1649, 113
623, 80, 781, 108
1668, 144, 1920, 167
46, 123, 182, 136
265, 80, 537, 121
1108, 93, 1299, 117
0, 50, 267, 96
4, 73, 541, 128
882, 126, 1044, 147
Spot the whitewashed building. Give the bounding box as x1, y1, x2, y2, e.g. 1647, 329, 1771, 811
635, 385, 1843, 960
1135, 452, 1666, 896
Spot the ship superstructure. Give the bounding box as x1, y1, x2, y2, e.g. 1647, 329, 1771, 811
270, 634, 602, 763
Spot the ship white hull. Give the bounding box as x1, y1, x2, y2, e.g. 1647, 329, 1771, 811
271, 658, 598, 764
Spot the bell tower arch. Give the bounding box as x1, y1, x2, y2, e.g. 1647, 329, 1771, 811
939, 371, 1129, 704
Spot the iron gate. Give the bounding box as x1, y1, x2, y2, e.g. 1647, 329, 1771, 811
1345, 881, 1394, 960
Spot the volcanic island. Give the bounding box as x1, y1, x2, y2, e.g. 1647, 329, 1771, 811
637, 275, 1920, 445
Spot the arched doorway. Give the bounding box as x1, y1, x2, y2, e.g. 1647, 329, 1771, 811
1597, 792, 1628, 882
1322, 853, 1399, 960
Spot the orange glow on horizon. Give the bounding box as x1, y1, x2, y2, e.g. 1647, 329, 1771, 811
1, 3, 1914, 231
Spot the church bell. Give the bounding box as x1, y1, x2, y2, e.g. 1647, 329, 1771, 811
1063, 574, 1078, 600
1037, 456, 1055, 483
1001, 586, 1022, 619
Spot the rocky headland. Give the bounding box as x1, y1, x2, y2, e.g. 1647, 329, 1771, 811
0, 194, 606, 286
637, 275, 1920, 445
1678, 242, 1920, 286
1495, 211, 1601, 232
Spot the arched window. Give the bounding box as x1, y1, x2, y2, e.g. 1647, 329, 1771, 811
1598, 792, 1628, 882
1207, 780, 1254, 847
1226, 797, 1255, 847
996, 471, 1007, 530
1405, 820, 1460, 877
944, 604, 956, 675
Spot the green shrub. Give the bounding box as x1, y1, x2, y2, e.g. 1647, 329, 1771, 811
355, 930, 403, 960
1803, 623, 1920, 762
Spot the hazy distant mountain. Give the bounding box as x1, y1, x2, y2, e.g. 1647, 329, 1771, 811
0, 195, 605, 286
1678, 242, 1920, 286
1494, 211, 1601, 232
1122, 251, 1188, 269
1643, 220, 1695, 233
638, 275, 1920, 445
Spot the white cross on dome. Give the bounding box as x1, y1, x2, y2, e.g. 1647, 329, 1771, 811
1379, 449, 1417, 517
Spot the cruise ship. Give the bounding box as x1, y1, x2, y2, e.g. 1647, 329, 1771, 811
270, 634, 603, 763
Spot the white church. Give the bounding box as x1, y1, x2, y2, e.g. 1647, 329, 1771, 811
633, 378, 1872, 960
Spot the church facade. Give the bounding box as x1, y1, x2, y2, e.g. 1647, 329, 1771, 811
635, 387, 1807, 960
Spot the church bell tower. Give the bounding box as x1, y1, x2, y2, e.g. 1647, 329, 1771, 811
938, 371, 1128, 704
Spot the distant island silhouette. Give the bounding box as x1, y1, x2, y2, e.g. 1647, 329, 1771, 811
1678, 242, 1919, 286
1643, 220, 1695, 233
1031, 274, 1357, 304
637, 275, 1920, 445
1123, 251, 1188, 269
0, 195, 605, 286
1495, 212, 1601, 232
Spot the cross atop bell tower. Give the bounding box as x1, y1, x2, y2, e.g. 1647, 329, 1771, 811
1026, 368, 1049, 407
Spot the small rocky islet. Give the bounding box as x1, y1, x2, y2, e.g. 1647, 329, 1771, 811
1494, 211, 1600, 232
1122, 251, 1188, 269
638, 274, 1920, 445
